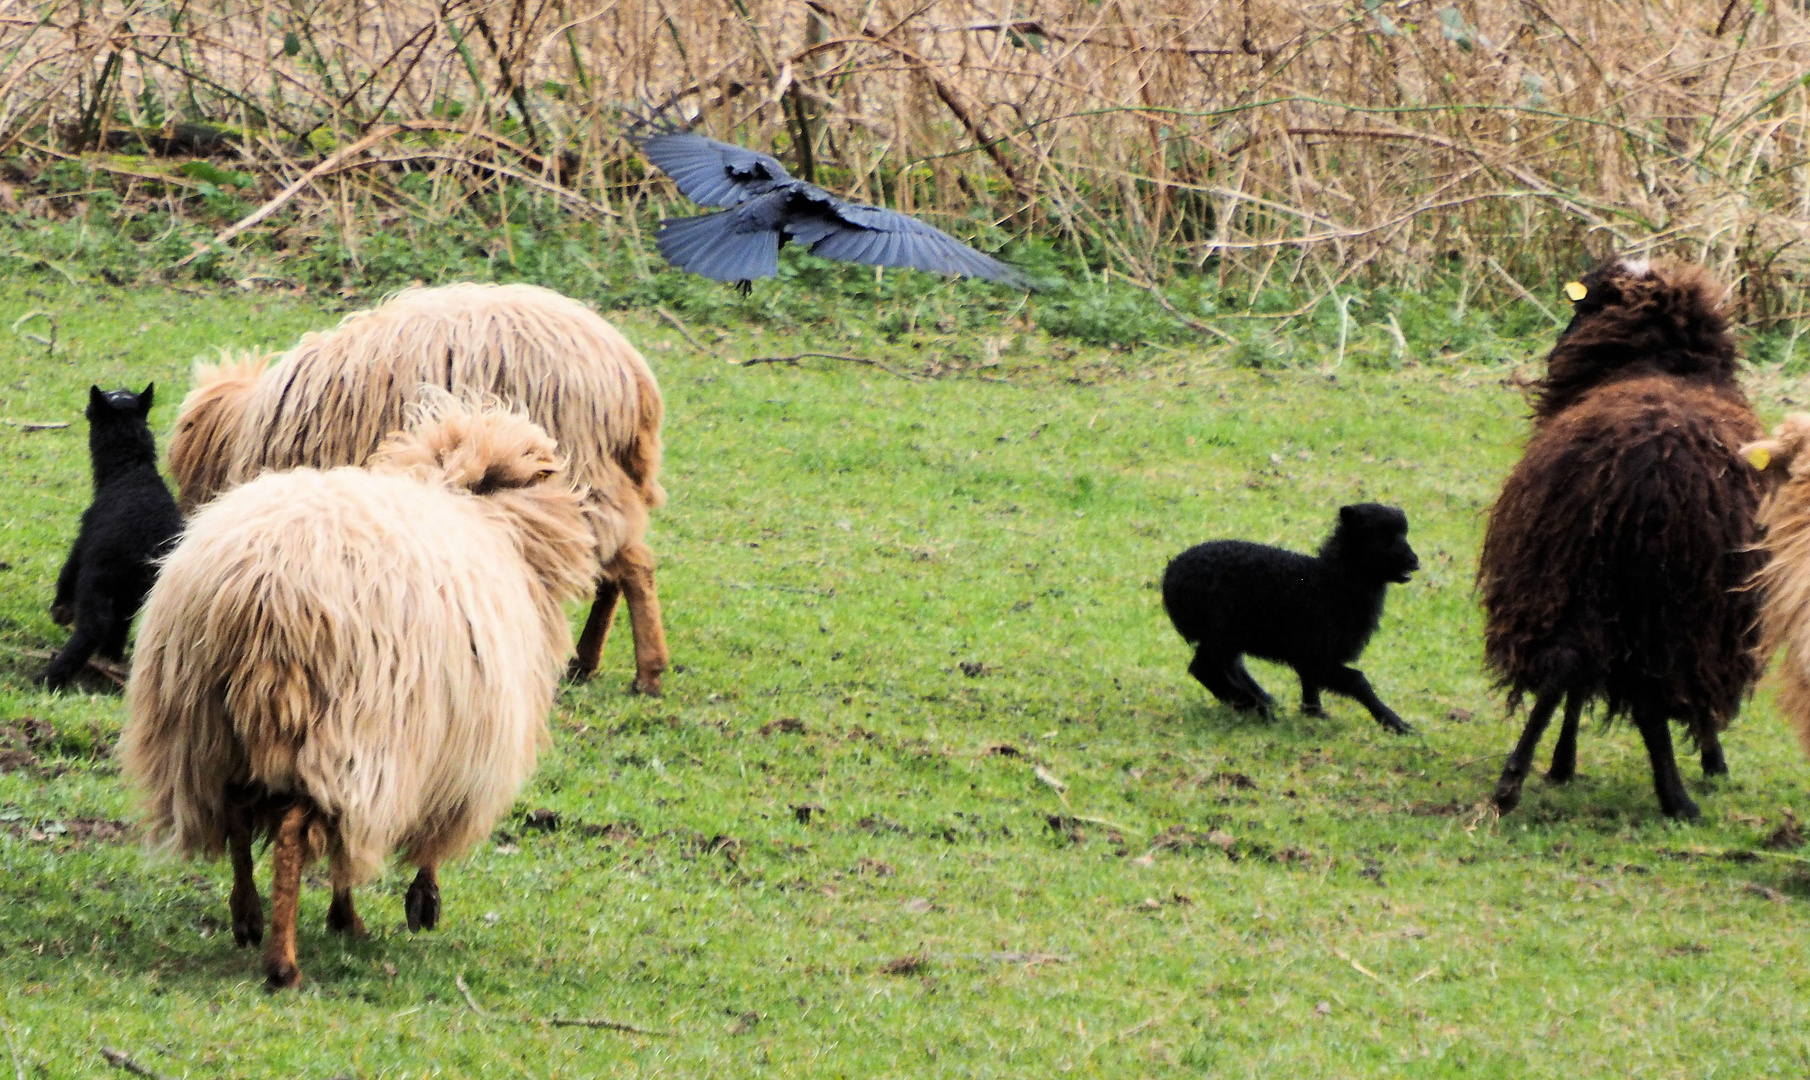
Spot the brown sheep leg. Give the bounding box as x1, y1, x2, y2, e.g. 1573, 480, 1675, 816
1699, 727, 1728, 778
568, 577, 622, 681
1493, 690, 1562, 813
615, 540, 668, 697
227, 802, 263, 948
1544, 693, 1586, 784
261, 801, 312, 990
1634, 710, 1700, 820
325, 845, 367, 938
404, 865, 441, 932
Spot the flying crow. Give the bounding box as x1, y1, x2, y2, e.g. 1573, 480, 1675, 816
631, 129, 1027, 289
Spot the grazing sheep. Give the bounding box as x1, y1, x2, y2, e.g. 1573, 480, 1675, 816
1479, 257, 1766, 820
1739, 415, 1810, 758
121, 396, 598, 989
1162, 503, 1420, 733
39, 385, 184, 691
167, 283, 668, 693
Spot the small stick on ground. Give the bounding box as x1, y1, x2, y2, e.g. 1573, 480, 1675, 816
454, 973, 486, 1015
735, 353, 924, 381
99, 1048, 167, 1080
654, 306, 708, 354
544, 1016, 672, 1036
0, 419, 69, 431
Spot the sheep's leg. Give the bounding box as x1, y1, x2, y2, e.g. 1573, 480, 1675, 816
325, 845, 366, 938
37, 588, 113, 690
1299, 676, 1325, 717
49, 547, 80, 626
568, 577, 621, 681
1321, 665, 1413, 734
404, 865, 440, 933
1493, 690, 1561, 812
227, 801, 263, 948
1227, 658, 1276, 717
1187, 649, 1261, 711
617, 541, 668, 697
261, 801, 312, 990
1634, 711, 1700, 820
1699, 727, 1728, 778
1544, 693, 1586, 784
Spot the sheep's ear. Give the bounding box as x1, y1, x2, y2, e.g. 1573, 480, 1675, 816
1338, 504, 1359, 527
138, 383, 155, 415
86, 385, 108, 417
1740, 438, 1784, 474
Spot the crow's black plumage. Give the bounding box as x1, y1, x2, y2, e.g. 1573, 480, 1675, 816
631, 130, 1026, 288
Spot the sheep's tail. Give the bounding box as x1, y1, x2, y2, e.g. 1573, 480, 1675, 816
373, 391, 600, 602
623, 362, 667, 511
168, 349, 272, 512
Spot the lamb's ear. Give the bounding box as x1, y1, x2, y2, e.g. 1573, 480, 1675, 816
138, 383, 155, 415
1338, 504, 1359, 528
86, 385, 108, 417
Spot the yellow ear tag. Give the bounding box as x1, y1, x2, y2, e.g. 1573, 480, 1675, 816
1564, 281, 1588, 302
1748, 446, 1773, 471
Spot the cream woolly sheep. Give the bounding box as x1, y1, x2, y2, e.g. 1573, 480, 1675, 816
167, 282, 668, 693
1741, 415, 1810, 757
122, 397, 598, 989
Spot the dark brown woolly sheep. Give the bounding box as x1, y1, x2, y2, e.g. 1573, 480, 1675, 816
1478, 257, 1766, 820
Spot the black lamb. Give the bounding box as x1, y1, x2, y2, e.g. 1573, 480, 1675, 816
39, 384, 184, 691
1161, 503, 1420, 733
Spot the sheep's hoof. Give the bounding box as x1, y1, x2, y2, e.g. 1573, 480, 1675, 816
1543, 766, 1575, 785
405, 875, 440, 933
565, 657, 597, 682
630, 673, 663, 697
48, 603, 72, 627
1664, 799, 1702, 822
326, 900, 367, 938
1301, 704, 1326, 718
1376, 715, 1416, 735
1491, 780, 1523, 814
263, 959, 302, 991
232, 910, 264, 948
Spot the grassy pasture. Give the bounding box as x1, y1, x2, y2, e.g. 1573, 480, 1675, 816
2, 281, 1810, 1078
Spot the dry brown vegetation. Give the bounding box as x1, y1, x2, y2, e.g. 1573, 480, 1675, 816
6, 0, 1810, 314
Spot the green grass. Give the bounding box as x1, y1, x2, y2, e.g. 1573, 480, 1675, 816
4, 279, 1810, 1078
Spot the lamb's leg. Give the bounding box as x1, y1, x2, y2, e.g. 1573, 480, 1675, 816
262, 801, 312, 990
325, 845, 366, 938
404, 865, 440, 932
1699, 726, 1728, 778
1187, 648, 1261, 711
37, 588, 113, 690
1321, 665, 1413, 734
49, 547, 80, 626
568, 577, 621, 682
1226, 658, 1276, 717
1634, 710, 1700, 820
1299, 676, 1325, 717
1544, 693, 1586, 784
227, 799, 263, 948
1493, 690, 1561, 812
616, 540, 668, 697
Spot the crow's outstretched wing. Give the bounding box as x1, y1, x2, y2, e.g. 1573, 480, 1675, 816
788, 194, 1026, 286
654, 209, 782, 282
633, 131, 791, 208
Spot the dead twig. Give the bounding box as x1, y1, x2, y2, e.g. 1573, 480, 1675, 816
543, 1016, 672, 1036
734, 353, 924, 381
0, 419, 69, 430
655, 306, 709, 354
98, 1048, 166, 1080
454, 973, 486, 1015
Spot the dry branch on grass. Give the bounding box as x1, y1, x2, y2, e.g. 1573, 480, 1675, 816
8, 2, 1810, 314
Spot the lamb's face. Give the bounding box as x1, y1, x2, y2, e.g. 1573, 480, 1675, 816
1338, 503, 1419, 584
